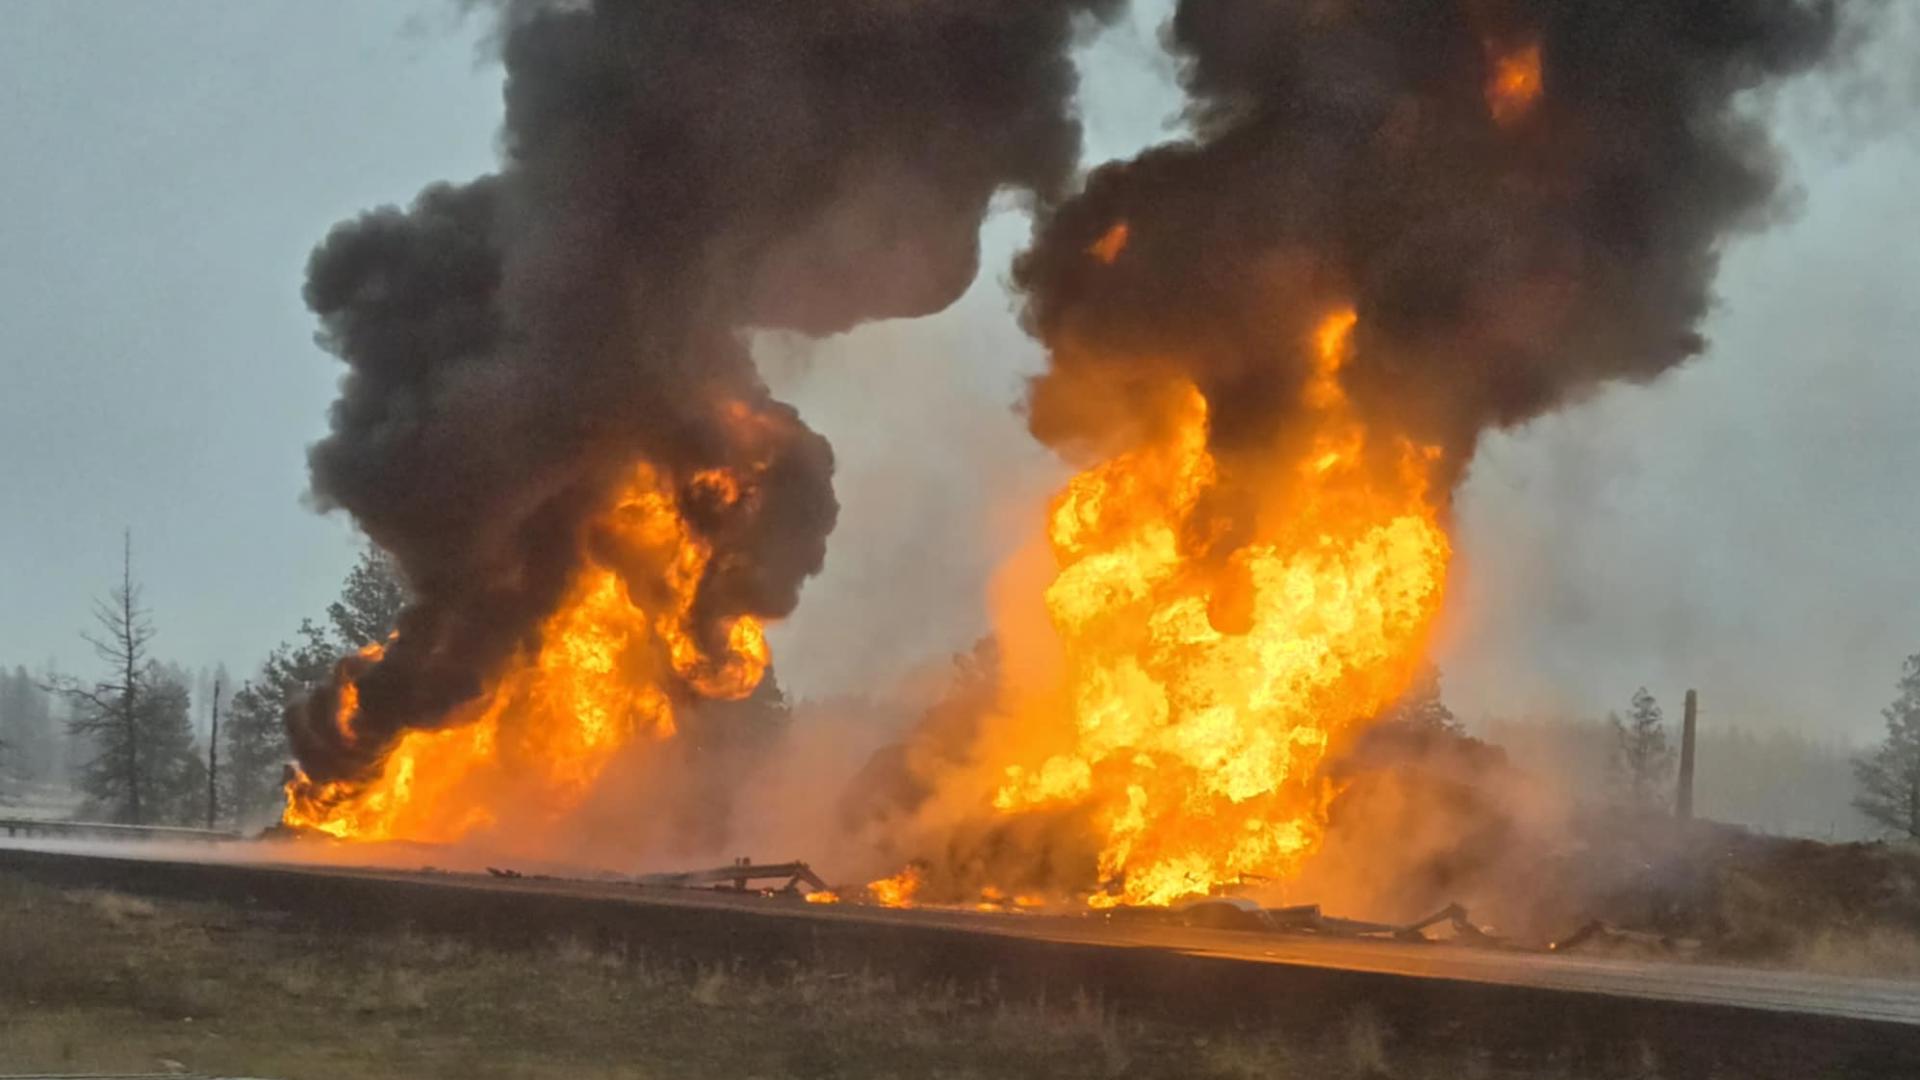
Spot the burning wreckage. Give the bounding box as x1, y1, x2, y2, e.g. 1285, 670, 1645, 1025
255, 0, 1887, 962
461, 852, 1516, 949
433, 852, 1712, 961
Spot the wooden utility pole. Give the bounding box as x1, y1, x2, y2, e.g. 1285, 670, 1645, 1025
206, 678, 222, 831
1676, 688, 1698, 821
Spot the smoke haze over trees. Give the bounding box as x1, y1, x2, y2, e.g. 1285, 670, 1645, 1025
1610, 688, 1675, 812
0, 667, 58, 783
1376, 663, 1462, 735
1852, 654, 1920, 840
0, 537, 413, 830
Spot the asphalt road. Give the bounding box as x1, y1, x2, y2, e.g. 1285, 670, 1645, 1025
4, 835, 1917, 1029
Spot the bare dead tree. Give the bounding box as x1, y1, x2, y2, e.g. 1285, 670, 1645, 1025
52, 531, 156, 823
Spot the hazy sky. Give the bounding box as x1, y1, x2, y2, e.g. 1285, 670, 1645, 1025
3, 2, 1915, 744
0, 2, 498, 677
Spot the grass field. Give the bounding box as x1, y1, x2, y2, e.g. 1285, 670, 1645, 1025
0, 874, 1615, 1080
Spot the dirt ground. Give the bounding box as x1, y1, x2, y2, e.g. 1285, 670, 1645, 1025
0, 874, 1591, 1080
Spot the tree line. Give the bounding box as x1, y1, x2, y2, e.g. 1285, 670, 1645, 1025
10, 534, 1920, 841
0, 533, 404, 829
1594, 659, 1920, 842
1359, 659, 1920, 841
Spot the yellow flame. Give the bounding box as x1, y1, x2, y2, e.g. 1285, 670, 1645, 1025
867, 865, 924, 908
989, 307, 1450, 907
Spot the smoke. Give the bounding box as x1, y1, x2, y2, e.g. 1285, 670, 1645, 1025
841, 0, 1891, 906
1011, 0, 1890, 914
288, 0, 1122, 789
279, 0, 1898, 911
1017, 0, 1860, 487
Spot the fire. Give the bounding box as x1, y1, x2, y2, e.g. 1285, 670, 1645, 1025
867, 865, 924, 908
328, 645, 378, 745
284, 461, 769, 842
804, 889, 841, 905
1087, 221, 1130, 265
988, 308, 1450, 906
976, 886, 1046, 912
1486, 42, 1543, 125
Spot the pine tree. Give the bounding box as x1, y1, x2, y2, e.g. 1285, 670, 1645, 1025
327, 544, 409, 650
136, 668, 208, 825
1853, 653, 1920, 840
1610, 687, 1673, 811
1377, 661, 1461, 734
224, 621, 337, 826
223, 682, 285, 827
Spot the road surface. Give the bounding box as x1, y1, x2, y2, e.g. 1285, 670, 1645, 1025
3, 837, 1917, 1077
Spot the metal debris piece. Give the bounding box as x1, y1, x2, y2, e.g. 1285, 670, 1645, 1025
1171, 897, 1502, 945
637, 857, 830, 896
1549, 919, 1699, 955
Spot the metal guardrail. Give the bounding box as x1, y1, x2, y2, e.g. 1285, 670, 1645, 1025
0, 1074, 279, 1079
0, 817, 239, 842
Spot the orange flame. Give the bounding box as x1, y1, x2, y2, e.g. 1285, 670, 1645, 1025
1087, 221, 1131, 265
1486, 42, 1543, 125
975, 885, 1046, 912
283, 461, 768, 843
867, 865, 924, 908
985, 307, 1450, 906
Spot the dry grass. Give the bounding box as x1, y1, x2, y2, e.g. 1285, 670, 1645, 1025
0, 875, 1583, 1080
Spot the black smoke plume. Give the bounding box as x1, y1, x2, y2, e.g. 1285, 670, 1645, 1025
1019, 0, 1856, 485
289, 0, 1120, 789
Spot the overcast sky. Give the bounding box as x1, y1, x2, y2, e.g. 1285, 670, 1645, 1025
3, 2, 1915, 745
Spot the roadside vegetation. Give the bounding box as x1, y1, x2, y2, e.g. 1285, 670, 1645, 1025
1, 875, 1617, 1080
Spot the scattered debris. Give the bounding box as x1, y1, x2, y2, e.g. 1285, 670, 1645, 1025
1160, 897, 1503, 945
636, 857, 831, 898
1549, 919, 1701, 957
